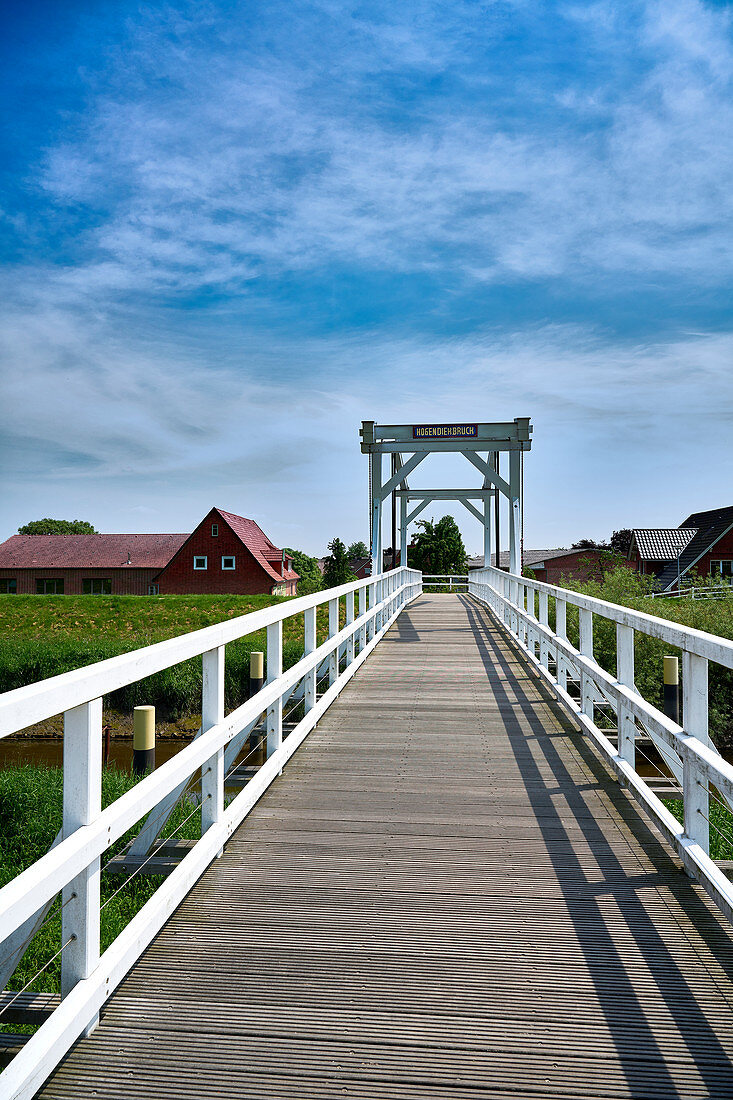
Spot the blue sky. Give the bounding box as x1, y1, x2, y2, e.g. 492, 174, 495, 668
1, 0, 732, 555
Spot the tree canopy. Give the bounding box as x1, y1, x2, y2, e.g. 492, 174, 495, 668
18, 519, 97, 535
346, 540, 369, 560
323, 538, 357, 588
283, 547, 323, 596
409, 516, 467, 575
610, 529, 633, 555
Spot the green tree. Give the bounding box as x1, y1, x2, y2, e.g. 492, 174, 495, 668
283, 547, 323, 596
323, 538, 357, 588
346, 540, 369, 560
610, 528, 633, 555
18, 518, 97, 535
409, 516, 467, 575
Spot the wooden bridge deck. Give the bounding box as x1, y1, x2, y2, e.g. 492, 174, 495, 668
39, 594, 733, 1099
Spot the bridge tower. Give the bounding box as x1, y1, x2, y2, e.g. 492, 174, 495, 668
360, 418, 533, 574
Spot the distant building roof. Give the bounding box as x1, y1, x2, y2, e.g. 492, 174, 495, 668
631, 529, 697, 562
468, 548, 575, 570
656, 505, 733, 591
0, 533, 188, 570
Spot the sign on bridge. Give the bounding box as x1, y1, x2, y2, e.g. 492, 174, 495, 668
412, 423, 478, 439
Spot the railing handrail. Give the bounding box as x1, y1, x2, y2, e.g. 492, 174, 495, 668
471, 565, 733, 670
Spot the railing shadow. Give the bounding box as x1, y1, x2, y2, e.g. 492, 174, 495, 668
458, 593, 733, 1097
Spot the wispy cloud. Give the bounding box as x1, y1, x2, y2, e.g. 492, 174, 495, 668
16, 0, 731, 304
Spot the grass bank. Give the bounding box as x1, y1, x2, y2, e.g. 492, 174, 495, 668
0, 594, 342, 719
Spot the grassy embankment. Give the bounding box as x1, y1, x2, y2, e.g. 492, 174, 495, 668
0, 593, 347, 721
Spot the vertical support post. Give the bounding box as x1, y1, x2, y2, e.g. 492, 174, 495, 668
368, 582, 376, 640
400, 495, 408, 567
579, 608, 594, 718
61, 698, 102, 1022
483, 490, 492, 569
328, 597, 339, 686
616, 624, 636, 772
370, 450, 383, 629
556, 597, 567, 691
539, 590, 549, 668
359, 585, 367, 652
346, 590, 355, 665
682, 651, 710, 855
304, 607, 316, 712
508, 449, 521, 577
201, 646, 225, 847
266, 621, 283, 758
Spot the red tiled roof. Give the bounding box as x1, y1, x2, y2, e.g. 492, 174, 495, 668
214, 510, 299, 584
0, 533, 188, 569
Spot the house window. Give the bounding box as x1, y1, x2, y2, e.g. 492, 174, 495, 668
221, 556, 235, 570
211, 523, 218, 536
83, 578, 112, 595
36, 579, 64, 594
0, 579, 16, 594
711, 560, 733, 581
194, 556, 208, 570
148, 584, 160, 595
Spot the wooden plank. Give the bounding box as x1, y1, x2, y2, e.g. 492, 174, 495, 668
36, 594, 733, 1099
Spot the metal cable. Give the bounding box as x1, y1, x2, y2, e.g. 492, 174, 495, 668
0, 936, 76, 1022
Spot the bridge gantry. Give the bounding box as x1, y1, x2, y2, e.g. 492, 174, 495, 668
3, 569, 733, 1098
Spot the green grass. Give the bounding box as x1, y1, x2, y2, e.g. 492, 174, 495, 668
0, 594, 350, 718
0, 765, 203, 1029
664, 797, 733, 861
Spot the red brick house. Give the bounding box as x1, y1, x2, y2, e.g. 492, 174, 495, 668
629, 506, 733, 592
0, 508, 298, 596
155, 508, 298, 596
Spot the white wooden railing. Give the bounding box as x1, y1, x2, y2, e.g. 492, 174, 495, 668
0, 566, 421, 1099
468, 565, 733, 927
421, 574, 469, 591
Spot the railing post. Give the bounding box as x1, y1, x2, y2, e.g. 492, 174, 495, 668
368, 582, 376, 640
61, 698, 102, 1026
201, 646, 225, 846
328, 597, 339, 685
359, 585, 367, 652
267, 621, 283, 757
346, 590, 355, 665
556, 597, 567, 690
539, 590, 549, 668
616, 624, 635, 772
579, 608, 594, 718
682, 651, 710, 855
304, 607, 316, 711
